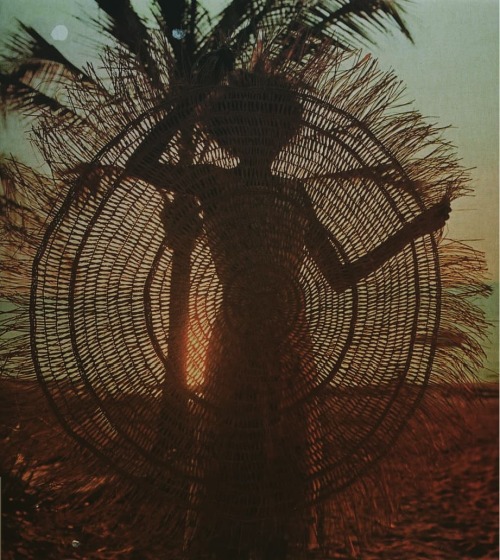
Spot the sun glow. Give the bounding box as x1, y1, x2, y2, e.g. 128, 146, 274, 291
185, 318, 209, 390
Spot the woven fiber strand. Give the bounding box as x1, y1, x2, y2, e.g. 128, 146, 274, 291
1, 43, 490, 557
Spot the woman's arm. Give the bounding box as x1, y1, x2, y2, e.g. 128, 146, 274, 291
69, 158, 217, 199
305, 199, 451, 293
71, 91, 215, 198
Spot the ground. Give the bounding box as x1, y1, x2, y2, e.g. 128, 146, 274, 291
1, 382, 498, 559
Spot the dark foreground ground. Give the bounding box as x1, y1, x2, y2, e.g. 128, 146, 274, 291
355, 386, 498, 560
1, 382, 498, 559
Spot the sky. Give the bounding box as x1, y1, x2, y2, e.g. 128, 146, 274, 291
0, 0, 498, 378
370, 0, 498, 280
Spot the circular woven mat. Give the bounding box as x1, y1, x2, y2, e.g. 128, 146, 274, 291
31, 79, 440, 524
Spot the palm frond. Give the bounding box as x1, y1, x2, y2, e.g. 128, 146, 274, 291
2, 22, 98, 87
0, 72, 80, 122
154, 0, 187, 31
151, 0, 196, 75
205, 0, 412, 57
298, 0, 412, 47
0, 22, 111, 122
91, 0, 163, 88
152, 0, 214, 77
202, 0, 278, 52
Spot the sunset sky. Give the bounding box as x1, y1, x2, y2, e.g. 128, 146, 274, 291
0, 0, 498, 378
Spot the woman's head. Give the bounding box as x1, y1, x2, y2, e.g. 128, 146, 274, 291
200, 69, 303, 166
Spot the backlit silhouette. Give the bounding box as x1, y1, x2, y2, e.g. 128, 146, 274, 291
1, 37, 490, 559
